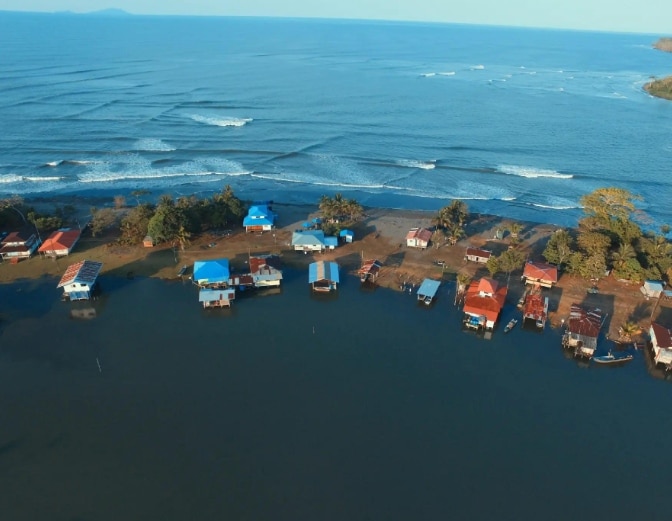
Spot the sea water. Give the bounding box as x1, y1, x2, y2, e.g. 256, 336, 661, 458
1, 13, 671, 228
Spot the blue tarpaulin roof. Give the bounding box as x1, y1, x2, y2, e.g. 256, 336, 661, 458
339, 229, 354, 237
324, 236, 338, 247
417, 278, 441, 298
308, 261, 340, 284
193, 259, 230, 284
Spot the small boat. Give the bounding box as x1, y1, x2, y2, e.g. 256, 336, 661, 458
593, 351, 634, 365
504, 318, 518, 333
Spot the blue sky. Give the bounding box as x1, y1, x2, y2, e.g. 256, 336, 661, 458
0, 0, 669, 34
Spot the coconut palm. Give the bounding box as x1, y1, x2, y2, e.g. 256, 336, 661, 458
618, 321, 641, 342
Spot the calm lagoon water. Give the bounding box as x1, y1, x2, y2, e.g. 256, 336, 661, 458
1, 271, 672, 520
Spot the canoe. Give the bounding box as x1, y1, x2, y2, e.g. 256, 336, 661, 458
504, 318, 517, 333
593, 352, 634, 364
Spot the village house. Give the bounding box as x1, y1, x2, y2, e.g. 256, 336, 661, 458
143, 235, 155, 248
243, 204, 277, 233
0, 231, 41, 261
464, 247, 492, 264
193, 258, 234, 307
358, 259, 382, 283
309, 260, 340, 292
405, 227, 432, 249
462, 277, 508, 331
522, 290, 549, 329
248, 254, 283, 288
38, 228, 81, 257
650, 322, 672, 370
57, 259, 103, 301
193, 258, 230, 287
521, 261, 558, 288
562, 304, 603, 359
291, 230, 337, 253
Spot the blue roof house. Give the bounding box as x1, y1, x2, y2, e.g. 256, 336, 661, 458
193, 258, 230, 286
243, 204, 277, 232
339, 229, 354, 243
309, 260, 340, 292
292, 230, 336, 252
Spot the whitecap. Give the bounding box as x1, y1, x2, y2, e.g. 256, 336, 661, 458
470, 64, 485, 70
190, 114, 252, 127
438, 71, 456, 76
421, 72, 436, 78
498, 165, 573, 179
396, 159, 436, 170
133, 138, 176, 152
24, 176, 63, 182
45, 160, 62, 167
0, 174, 23, 184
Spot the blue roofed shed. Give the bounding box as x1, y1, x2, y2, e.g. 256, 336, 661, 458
417, 278, 441, 305
339, 229, 354, 243
193, 259, 230, 286
309, 261, 340, 292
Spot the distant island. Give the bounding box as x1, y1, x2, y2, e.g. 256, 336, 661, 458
644, 38, 672, 100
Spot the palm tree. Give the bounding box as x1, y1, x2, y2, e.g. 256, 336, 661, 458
611, 242, 636, 271
455, 273, 472, 305
446, 222, 465, 245
618, 321, 641, 342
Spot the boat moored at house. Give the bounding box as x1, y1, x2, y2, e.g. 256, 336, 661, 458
417, 278, 441, 305
562, 304, 603, 359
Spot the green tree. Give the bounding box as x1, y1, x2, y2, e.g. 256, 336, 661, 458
486, 256, 501, 277
543, 229, 574, 268
89, 207, 117, 238
577, 231, 611, 257
119, 203, 155, 245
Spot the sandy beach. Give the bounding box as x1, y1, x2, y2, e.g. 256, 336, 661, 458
1, 198, 668, 341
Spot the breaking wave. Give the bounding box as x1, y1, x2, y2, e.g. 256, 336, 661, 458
190, 114, 253, 127
133, 138, 176, 151
396, 159, 436, 170
498, 165, 573, 179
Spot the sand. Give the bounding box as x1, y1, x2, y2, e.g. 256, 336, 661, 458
1, 200, 669, 341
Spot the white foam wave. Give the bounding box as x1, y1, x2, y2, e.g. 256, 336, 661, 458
67, 160, 96, 165
396, 159, 436, 170
190, 114, 252, 127
470, 64, 485, 70
78, 170, 248, 184
0, 174, 23, 184
0, 174, 62, 184
421, 72, 436, 77
24, 176, 63, 182
498, 165, 573, 179
133, 138, 176, 152
530, 202, 579, 210
249, 172, 391, 190
45, 160, 62, 167
438, 71, 456, 76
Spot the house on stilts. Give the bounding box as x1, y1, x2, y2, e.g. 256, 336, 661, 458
649, 322, 672, 371
57, 260, 103, 301
417, 279, 441, 305
462, 277, 508, 331
562, 304, 603, 359
193, 258, 235, 308
309, 260, 340, 292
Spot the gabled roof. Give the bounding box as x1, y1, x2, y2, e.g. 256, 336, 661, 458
38, 229, 81, 253
249, 255, 282, 274
2, 231, 33, 244
193, 258, 230, 284
292, 230, 326, 246
465, 247, 492, 258
308, 261, 340, 284
406, 227, 432, 242
57, 260, 103, 288
359, 259, 382, 275
477, 278, 498, 295
463, 278, 507, 322
523, 261, 558, 283
651, 323, 672, 349
566, 304, 602, 339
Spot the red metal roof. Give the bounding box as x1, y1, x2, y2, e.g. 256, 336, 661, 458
523, 293, 546, 320
566, 304, 602, 338
405, 227, 432, 242
57, 260, 103, 288
651, 323, 672, 348
523, 261, 558, 283
2, 231, 32, 244
463, 278, 507, 322
249, 254, 282, 274
38, 229, 81, 253
358, 259, 382, 275
465, 247, 492, 259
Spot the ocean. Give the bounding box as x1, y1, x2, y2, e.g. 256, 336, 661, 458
1, 13, 671, 228
2, 273, 672, 520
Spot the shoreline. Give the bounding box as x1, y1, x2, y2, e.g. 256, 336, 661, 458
1, 196, 669, 341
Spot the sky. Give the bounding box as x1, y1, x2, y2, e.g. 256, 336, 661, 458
0, 0, 670, 35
